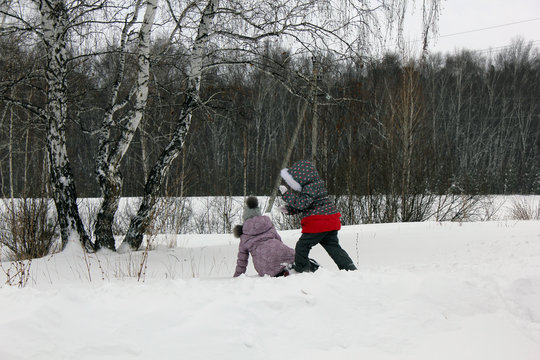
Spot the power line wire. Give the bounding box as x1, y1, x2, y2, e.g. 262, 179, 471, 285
382, 38, 540, 55
437, 17, 540, 39
385, 17, 540, 50
469, 39, 540, 54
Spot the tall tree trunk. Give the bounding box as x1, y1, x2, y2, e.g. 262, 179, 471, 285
95, 0, 157, 251
120, 0, 219, 251
40, 0, 93, 251
243, 127, 248, 197
311, 58, 319, 166
120, 95, 196, 251
140, 127, 149, 181
0, 101, 9, 197
180, 144, 186, 197
8, 106, 13, 199
265, 98, 310, 213
265, 60, 318, 213
23, 128, 29, 195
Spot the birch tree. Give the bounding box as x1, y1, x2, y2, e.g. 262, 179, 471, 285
39, 0, 88, 249
1, 0, 116, 251
1, 0, 109, 250
94, 0, 158, 251
119, 0, 219, 251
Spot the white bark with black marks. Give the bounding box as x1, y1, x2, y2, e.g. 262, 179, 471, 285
95, 0, 157, 251
40, 0, 92, 251
120, 0, 219, 251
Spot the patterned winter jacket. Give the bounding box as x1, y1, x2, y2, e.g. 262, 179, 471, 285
233, 215, 295, 277
281, 160, 341, 233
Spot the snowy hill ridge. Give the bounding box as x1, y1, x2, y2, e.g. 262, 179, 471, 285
1, 220, 540, 359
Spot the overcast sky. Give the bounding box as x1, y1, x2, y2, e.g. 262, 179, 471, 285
401, 0, 540, 55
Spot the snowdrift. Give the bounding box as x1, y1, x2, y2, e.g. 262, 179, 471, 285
1, 220, 539, 359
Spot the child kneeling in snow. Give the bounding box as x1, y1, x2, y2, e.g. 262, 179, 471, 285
233, 196, 295, 277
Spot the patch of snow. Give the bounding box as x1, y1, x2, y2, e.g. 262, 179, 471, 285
0, 220, 539, 359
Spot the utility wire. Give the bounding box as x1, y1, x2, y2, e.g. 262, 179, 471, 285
382, 38, 540, 56
436, 17, 540, 39
385, 17, 540, 50
470, 39, 540, 54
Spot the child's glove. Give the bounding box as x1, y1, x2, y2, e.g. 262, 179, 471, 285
278, 205, 289, 214
279, 185, 288, 194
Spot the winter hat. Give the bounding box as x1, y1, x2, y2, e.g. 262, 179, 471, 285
242, 196, 262, 222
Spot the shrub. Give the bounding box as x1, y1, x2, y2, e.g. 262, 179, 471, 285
0, 198, 58, 260
510, 198, 540, 220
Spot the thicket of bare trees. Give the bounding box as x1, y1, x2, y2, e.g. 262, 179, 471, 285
166, 43, 538, 199
1, 40, 539, 198
2, 0, 446, 251
2, 40, 538, 195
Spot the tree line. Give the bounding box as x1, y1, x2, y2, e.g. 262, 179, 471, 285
2, 39, 539, 200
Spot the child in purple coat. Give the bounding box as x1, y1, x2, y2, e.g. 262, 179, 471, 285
233, 196, 295, 277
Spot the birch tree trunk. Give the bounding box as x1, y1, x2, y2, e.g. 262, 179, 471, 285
140, 127, 150, 182
120, 0, 219, 251
94, 0, 157, 251
40, 0, 92, 251
180, 145, 186, 197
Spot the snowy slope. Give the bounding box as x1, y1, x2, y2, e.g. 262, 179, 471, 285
1, 220, 539, 360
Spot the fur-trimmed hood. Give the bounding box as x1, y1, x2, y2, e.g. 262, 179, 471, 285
280, 160, 321, 191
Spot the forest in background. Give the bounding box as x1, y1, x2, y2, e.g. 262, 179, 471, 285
2, 38, 538, 199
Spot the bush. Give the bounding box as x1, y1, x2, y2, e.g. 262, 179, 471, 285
0, 198, 58, 260
510, 198, 540, 220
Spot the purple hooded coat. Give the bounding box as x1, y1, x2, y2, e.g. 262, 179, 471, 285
233, 215, 295, 277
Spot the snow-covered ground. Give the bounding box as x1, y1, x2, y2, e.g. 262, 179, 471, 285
1, 218, 539, 359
